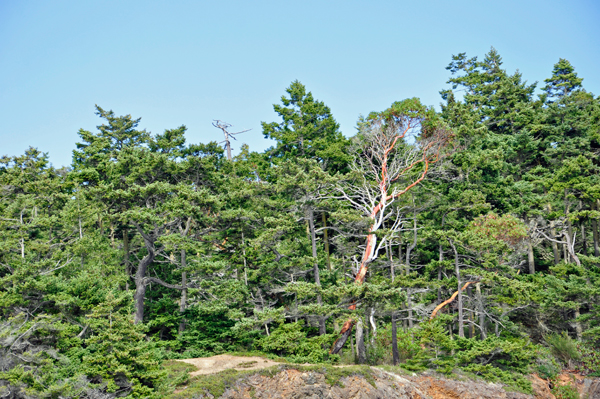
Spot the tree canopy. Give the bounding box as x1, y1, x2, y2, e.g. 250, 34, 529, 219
2, 51, 600, 398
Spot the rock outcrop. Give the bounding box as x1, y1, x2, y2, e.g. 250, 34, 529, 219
202, 367, 548, 399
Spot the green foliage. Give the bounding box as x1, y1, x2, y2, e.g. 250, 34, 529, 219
542, 58, 584, 101
164, 368, 255, 399
256, 321, 337, 363
535, 346, 562, 379
546, 333, 581, 367
576, 342, 600, 376
552, 383, 580, 399
175, 303, 247, 357
262, 80, 350, 173
2, 50, 600, 398
155, 360, 197, 396
77, 292, 164, 397
380, 324, 429, 371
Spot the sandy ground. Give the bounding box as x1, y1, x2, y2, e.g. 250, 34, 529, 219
177, 354, 284, 377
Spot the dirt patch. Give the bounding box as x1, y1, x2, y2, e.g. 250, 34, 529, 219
176, 354, 283, 376
528, 374, 555, 399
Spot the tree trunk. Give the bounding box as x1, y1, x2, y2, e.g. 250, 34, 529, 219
387, 242, 395, 282
124, 230, 130, 290
98, 214, 104, 236
448, 239, 464, 338
133, 223, 157, 324
330, 229, 377, 354
398, 242, 403, 271
369, 308, 376, 345
594, 200, 600, 257
391, 312, 399, 365
308, 208, 326, 335
329, 119, 448, 354
574, 305, 583, 341
551, 221, 560, 264
467, 285, 474, 338
565, 190, 573, 263
406, 288, 414, 329
405, 213, 417, 330
20, 210, 25, 258
330, 319, 354, 355
322, 213, 331, 271
258, 289, 270, 336
405, 206, 417, 270
389, 241, 399, 365
476, 282, 487, 339
527, 241, 535, 274
242, 231, 248, 285
110, 221, 115, 248
356, 318, 366, 364
179, 249, 187, 333
431, 281, 474, 319
134, 249, 154, 324
593, 217, 600, 257
578, 200, 586, 255
226, 141, 232, 161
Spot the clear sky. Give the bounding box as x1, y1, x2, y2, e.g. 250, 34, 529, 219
1, 0, 599, 168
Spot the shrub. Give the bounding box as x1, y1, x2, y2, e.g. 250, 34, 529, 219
77, 292, 163, 398
576, 341, 600, 376
256, 321, 337, 363
546, 333, 580, 367
552, 383, 580, 399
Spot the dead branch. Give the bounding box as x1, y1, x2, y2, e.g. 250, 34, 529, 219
212, 120, 251, 161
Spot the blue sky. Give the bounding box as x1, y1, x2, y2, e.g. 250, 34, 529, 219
1, 0, 599, 168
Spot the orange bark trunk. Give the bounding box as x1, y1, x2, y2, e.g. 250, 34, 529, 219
430, 281, 475, 320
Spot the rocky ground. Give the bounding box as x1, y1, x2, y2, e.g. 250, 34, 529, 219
172, 355, 600, 399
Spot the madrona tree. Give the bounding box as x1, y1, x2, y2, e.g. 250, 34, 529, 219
330, 98, 454, 354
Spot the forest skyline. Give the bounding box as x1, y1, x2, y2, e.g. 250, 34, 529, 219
1, 0, 599, 167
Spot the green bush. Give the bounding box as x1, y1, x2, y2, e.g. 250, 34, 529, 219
76, 292, 164, 398
372, 323, 425, 366
256, 321, 337, 363
536, 358, 561, 380
546, 333, 581, 367
552, 383, 580, 399
576, 341, 600, 376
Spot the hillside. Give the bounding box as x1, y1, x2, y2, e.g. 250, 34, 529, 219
164, 355, 600, 399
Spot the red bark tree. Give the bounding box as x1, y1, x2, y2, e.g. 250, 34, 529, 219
330, 99, 454, 354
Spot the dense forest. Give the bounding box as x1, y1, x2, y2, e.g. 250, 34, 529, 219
2, 48, 600, 398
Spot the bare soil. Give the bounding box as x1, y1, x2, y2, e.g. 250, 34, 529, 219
176, 354, 283, 377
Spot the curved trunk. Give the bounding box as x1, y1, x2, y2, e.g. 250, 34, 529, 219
134, 248, 155, 324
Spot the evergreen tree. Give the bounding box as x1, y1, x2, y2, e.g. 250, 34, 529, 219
542, 58, 584, 102
262, 80, 349, 173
